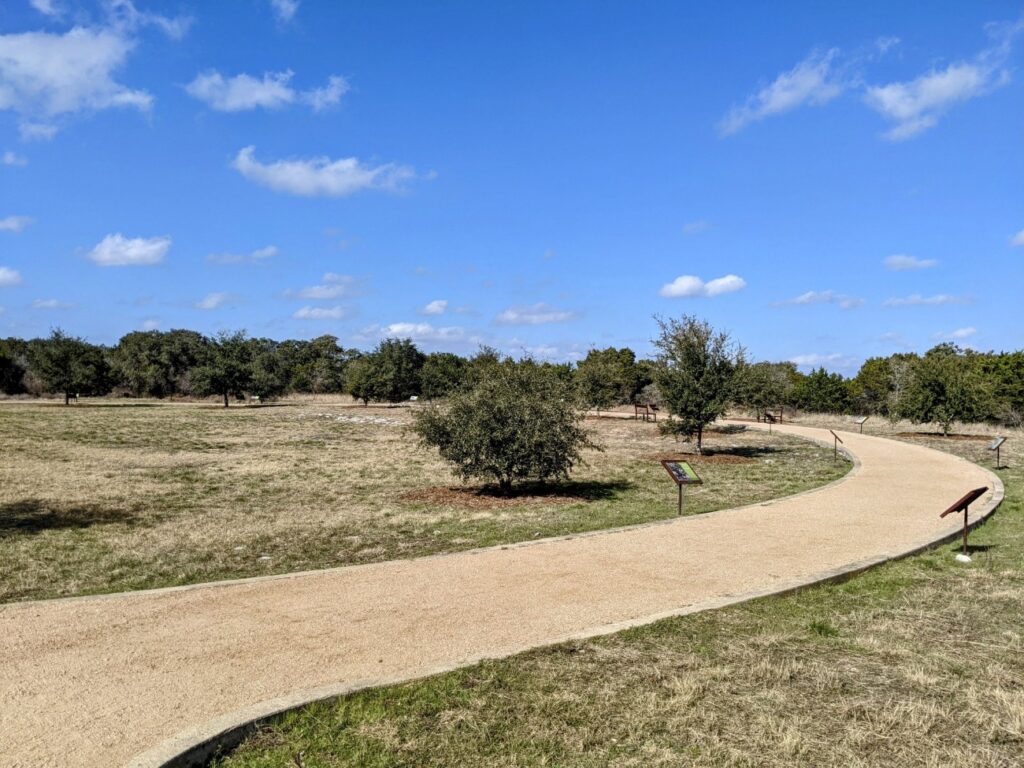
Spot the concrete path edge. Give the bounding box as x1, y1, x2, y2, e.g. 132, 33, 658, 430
125, 431, 1005, 768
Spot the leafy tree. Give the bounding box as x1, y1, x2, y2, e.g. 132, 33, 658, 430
652, 315, 744, 453
355, 338, 426, 404
793, 367, 852, 414
190, 330, 254, 407
421, 352, 468, 400
28, 328, 113, 404
575, 347, 639, 412
345, 355, 374, 405
412, 360, 598, 492
248, 339, 288, 401
735, 361, 796, 421
852, 357, 893, 415
0, 338, 28, 394
901, 345, 983, 435
112, 329, 209, 397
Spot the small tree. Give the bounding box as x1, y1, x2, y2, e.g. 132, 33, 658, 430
653, 315, 744, 453
421, 352, 468, 400
793, 367, 852, 414
354, 338, 425, 404
412, 360, 598, 492
190, 330, 253, 407
29, 328, 112, 404
901, 345, 983, 435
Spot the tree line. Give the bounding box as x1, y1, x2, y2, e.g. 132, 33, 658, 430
0, 326, 1021, 432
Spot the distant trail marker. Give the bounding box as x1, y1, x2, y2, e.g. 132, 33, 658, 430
661, 460, 703, 516
829, 429, 844, 462
854, 416, 869, 433
988, 436, 1006, 469
940, 486, 989, 563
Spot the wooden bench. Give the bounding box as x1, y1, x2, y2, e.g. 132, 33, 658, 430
634, 403, 659, 422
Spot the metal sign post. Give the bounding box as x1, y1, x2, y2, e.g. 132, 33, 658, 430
829, 429, 843, 462
987, 437, 1006, 469
660, 460, 703, 515
854, 416, 869, 434
940, 487, 988, 562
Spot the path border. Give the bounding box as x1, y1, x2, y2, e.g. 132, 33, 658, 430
123, 427, 1003, 768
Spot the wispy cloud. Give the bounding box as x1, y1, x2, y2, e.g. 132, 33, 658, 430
659, 274, 746, 299
2, 151, 28, 166
207, 245, 278, 265
0, 215, 33, 233
232, 146, 420, 198
789, 352, 859, 371
932, 326, 977, 341
495, 303, 578, 325
269, 0, 299, 23
1011, 228, 1024, 246
0, 267, 21, 286
30, 0, 63, 17
420, 299, 448, 316
719, 49, 845, 136
194, 292, 232, 310
883, 293, 970, 307
186, 71, 348, 113
293, 305, 350, 320
88, 233, 170, 267
31, 297, 72, 309
288, 273, 358, 301
884, 254, 938, 271
775, 290, 864, 309
682, 220, 710, 235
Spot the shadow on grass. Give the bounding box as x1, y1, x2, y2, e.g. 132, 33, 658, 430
701, 446, 783, 459
0, 499, 138, 537
952, 543, 997, 554
474, 480, 634, 501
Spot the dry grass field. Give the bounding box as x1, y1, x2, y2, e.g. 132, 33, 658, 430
216, 419, 1023, 768
0, 399, 847, 602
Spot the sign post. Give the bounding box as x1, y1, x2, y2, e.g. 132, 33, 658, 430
940, 487, 988, 562
854, 416, 869, 434
987, 437, 1006, 469
829, 429, 843, 462
660, 460, 703, 515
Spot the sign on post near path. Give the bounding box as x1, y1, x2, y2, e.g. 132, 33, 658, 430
661, 460, 703, 516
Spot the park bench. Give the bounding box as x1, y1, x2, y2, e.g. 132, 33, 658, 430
634, 403, 659, 422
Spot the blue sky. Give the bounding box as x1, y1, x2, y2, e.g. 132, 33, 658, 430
1, 1, 1022, 372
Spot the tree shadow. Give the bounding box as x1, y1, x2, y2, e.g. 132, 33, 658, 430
0, 499, 138, 537
701, 446, 782, 459
475, 480, 634, 501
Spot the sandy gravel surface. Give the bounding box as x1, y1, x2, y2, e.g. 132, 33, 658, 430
0, 424, 999, 768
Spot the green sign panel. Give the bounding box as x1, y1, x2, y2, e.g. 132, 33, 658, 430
661, 460, 702, 486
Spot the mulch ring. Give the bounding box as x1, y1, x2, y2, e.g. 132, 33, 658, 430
643, 451, 755, 465
896, 432, 992, 442
400, 486, 581, 510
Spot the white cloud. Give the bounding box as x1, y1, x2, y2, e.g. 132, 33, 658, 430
884, 254, 938, 271
18, 122, 58, 141
0, 215, 33, 232
789, 352, 860, 371
420, 299, 448, 315
232, 146, 418, 197
682, 220, 710, 235
719, 49, 844, 136
30, 0, 63, 17
0, 267, 22, 286
0, 27, 153, 136
270, 0, 299, 22
31, 298, 71, 309
1011, 229, 1024, 246
776, 290, 864, 310
932, 326, 977, 341
495, 303, 578, 325
186, 71, 348, 113
207, 244, 279, 265
141, 317, 160, 330
195, 292, 232, 310
659, 274, 746, 298
2, 151, 27, 166
381, 322, 467, 342
290, 273, 357, 300
88, 233, 170, 266
883, 293, 970, 307
294, 305, 350, 320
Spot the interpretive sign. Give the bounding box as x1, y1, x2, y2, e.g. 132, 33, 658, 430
987, 437, 1006, 469
854, 416, 869, 433
940, 486, 989, 559
829, 429, 844, 461
661, 460, 702, 516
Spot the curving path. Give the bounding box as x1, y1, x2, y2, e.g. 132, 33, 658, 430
0, 424, 1002, 768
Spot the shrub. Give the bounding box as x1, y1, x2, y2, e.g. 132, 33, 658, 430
411, 360, 598, 492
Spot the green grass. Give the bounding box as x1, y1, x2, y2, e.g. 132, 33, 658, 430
0, 401, 848, 602
214, 425, 1023, 768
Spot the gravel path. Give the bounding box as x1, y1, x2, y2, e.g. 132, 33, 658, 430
0, 424, 1000, 768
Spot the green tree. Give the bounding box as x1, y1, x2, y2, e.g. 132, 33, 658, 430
421, 352, 468, 400
852, 357, 893, 415
28, 329, 113, 404
653, 315, 744, 453
794, 367, 852, 414
248, 339, 288, 401
734, 361, 795, 421
357, 338, 426, 404
575, 347, 639, 412
0, 338, 28, 394
190, 330, 254, 407
412, 360, 597, 492
112, 329, 209, 397
901, 345, 983, 435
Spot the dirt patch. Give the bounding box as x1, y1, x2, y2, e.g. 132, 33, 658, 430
643, 451, 756, 465
401, 486, 583, 510
896, 432, 991, 442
